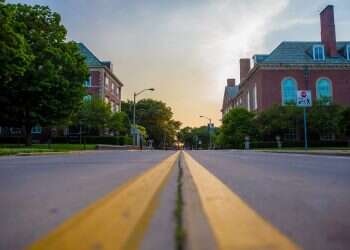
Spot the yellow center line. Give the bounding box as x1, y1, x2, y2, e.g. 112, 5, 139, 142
28, 152, 179, 250
183, 151, 301, 250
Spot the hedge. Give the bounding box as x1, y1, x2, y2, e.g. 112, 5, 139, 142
50, 136, 133, 145
0, 135, 134, 145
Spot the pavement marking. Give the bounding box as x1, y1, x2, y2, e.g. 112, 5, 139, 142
27, 152, 179, 250
183, 151, 301, 250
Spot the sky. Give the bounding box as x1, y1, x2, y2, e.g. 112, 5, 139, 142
8, 0, 350, 127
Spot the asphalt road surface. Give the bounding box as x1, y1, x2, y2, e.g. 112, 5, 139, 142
188, 150, 350, 250
0, 150, 174, 250
1, 150, 350, 250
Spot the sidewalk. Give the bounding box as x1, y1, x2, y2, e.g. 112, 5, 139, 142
256, 148, 350, 157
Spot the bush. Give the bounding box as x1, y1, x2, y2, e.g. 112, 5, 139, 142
51, 136, 133, 145
0, 136, 25, 144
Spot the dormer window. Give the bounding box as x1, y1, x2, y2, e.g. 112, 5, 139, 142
313, 45, 325, 61
347, 45, 350, 60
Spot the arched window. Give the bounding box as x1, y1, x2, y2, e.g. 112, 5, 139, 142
83, 95, 92, 102
316, 78, 332, 102
281, 78, 297, 104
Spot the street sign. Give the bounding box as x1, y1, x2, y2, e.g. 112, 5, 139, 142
297, 90, 312, 107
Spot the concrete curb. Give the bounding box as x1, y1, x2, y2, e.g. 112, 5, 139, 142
258, 150, 350, 157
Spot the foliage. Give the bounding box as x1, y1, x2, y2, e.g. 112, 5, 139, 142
0, 3, 88, 145
217, 108, 257, 148
75, 99, 111, 135
256, 105, 303, 140
339, 107, 350, 138
308, 101, 343, 138
0, 1, 32, 84
108, 111, 130, 135
122, 99, 181, 147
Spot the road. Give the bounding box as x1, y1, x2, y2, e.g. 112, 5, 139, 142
0, 150, 174, 250
0, 150, 349, 250
188, 150, 350, 250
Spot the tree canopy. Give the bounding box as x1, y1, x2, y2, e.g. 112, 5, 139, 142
217, 108, 257, 148
122, 99, 181, 148
0, 3, 88, 145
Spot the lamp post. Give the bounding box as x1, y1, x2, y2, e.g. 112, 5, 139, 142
133, 88, 155, 146
200, 115, 213, 150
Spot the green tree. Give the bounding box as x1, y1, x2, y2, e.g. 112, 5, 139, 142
0, 3, 88, 145
308, 101, 343, 139
256, 105, 303, 140
0, 1, 32, 85
218, 108, 257, 148
75, 99, 112, 135
122, 99, 181, 147
108, 111, 130, 136
178, 127, 193, 148
339, 107, 350, 139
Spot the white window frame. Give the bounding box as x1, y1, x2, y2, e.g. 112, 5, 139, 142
32, 126, 42, 134
247, 91, 251, 111
313, 44, 325, 61
83, 95, 92, 102
84, 75, 92, 87
254, 84, 258, 110
105, 77, 110, 89
347, 45, 350, 60
281, 77, 298, 105
316, 77, 333, 102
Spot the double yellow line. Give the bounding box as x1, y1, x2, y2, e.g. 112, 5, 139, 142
29, 151, 300, 250
28, 152, 179, 250
183, 152, 300, 250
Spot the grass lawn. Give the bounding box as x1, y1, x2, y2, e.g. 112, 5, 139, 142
0, 144, 97, 156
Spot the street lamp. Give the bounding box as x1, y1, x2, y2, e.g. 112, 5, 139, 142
133, 88, 155, 145
200, 115, 213, 150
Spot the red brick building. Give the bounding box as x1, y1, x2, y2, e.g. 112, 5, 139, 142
79, 43, 123, 112
222, 5, 350, 117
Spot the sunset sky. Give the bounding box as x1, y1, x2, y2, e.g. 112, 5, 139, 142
8, 0, 350, 127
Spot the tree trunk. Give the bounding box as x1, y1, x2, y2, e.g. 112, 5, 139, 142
25, 124, 32, 147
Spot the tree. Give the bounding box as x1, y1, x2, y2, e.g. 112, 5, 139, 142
108, 111, 130, 136
256, 105, 303, 140
308, 101, 343, 139
339, 107, 350, 139
0, 3, 88, 145
122, 99, 181, 147
217, 108, 257, 148
178, 127, 193, 148
75, 99, 112, 135
0, 1, 32, 85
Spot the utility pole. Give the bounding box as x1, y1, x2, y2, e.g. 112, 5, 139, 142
200, 115, 213, 150
132, 88, 155, 146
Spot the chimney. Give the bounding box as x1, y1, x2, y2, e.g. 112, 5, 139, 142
320, 5, 337, 57
227, 78, 235, 87
240, 58, 250, 82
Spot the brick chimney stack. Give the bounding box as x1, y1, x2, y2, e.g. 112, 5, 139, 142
227, 78, 235, 87
240, 58, 251, 82
320, 5, 337, 57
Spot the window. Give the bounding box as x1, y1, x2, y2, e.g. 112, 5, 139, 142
316, 78, 332, 102
32, 126, 42, 134
83, 95, 92, 102
347, 45, 350, 60
281, 78, 297, 104
313, 45, 325, 61
104, 97, 109, 104
105, 77, 110, 89
253, 84, 258, 110
84, 75, 91, 87
247, 91, 250, 111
